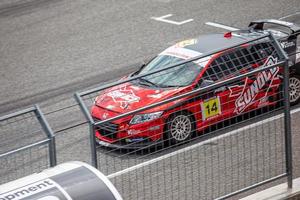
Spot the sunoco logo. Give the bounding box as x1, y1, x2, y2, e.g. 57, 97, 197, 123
234, 56, 279, 114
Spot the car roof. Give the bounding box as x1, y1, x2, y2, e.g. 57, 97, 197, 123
182, 31, 266, 54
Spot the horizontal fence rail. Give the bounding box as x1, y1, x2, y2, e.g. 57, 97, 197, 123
0, 105, 56, 184
75, 32, 293, 200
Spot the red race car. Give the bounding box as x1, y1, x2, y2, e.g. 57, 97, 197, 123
91, 19, 300, 148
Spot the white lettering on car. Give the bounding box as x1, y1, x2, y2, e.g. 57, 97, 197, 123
147, 94, 163, 99
107, 87, 140, 109
106, 105, 115, 110
160, 45, 202, 60
280, 41, 295, 49
233, 56, 279, 114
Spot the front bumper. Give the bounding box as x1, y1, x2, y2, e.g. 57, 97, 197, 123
93, 117, 165, 149
95, 137, 162, 149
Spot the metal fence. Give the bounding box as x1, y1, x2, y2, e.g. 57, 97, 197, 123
0, 105, 56, 184
75, 32, 293, 199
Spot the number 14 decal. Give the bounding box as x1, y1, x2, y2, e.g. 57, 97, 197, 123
201, 96, 221, 120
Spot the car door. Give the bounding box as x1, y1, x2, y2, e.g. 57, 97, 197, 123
199, 45, 271, 122
225, 43, 281, 115
197, 54, 238, 127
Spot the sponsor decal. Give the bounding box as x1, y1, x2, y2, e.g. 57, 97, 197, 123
160, 45, 202, 60
102, 112, 109, 119
98, 140, 110, 147
280, 41, 295, 49
149, 125, 160, 131
131, 138, 144, 142
106, 105, 115, 110
160, 43, 210, 68
147, 94, 163, 99
125, 138, 144, 142
201, 96, 221, 120
228, 85, 245, 97
127, 129, 141, 135
130, 85, 140, 91
233, 56, 279, 114
107, 87, 140, 109
175, 39, 198, 48
148, 90, 170, 99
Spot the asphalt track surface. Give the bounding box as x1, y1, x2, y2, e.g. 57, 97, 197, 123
1, 0, 300, 199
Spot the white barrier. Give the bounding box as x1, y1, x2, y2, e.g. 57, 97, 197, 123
0, 161, 122, 200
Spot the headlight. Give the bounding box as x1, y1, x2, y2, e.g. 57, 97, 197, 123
130, 111, 163, 125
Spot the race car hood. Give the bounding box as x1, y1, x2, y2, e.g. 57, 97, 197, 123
94, 82, 189, 114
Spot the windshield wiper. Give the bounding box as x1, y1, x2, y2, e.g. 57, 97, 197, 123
159, 84, 185, 88
138, 78, 160, 87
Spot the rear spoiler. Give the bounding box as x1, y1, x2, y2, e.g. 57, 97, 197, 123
249, 19, 300, 34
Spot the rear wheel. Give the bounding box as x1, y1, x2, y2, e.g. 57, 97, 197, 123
165, 111, 195, 145
289, 74, 300, 106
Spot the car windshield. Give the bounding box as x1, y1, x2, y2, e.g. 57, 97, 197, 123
136, 55, 204, 88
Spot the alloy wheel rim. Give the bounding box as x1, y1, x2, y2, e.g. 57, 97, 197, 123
289, 77, 300, 103
170, 115, 192, 141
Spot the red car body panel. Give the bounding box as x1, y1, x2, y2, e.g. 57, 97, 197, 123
91, 55, 282, 145
94, 83, 191, 114
90, 19, 300, 148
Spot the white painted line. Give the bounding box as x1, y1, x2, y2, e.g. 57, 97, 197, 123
107, 106, 300, 179
279, 11, 300, 20
205, 22, 240, 31
151, 14, 193, 25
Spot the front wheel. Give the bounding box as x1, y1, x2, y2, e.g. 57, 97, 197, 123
165, 111, 195, 145
289, 74, 300, 106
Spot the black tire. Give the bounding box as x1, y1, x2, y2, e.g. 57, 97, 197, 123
289, 74, 300, 106
165, 111, 195, 146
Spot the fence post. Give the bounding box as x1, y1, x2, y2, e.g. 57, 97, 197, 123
270, 33, 293, 188
89, 123, 98, 169
34, 105, 57, 167
74, 93, 98, 168
283, 59, 293, 188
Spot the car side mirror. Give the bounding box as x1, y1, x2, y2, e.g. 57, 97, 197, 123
140, 63, 146, 70
133, 56, 155, 76
199, 79, 214, 88
194, 79, 214, 89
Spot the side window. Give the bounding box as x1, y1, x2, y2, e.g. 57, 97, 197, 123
202, 41, 278, 82
235, 49, 249, 72
203, 53, 241, 81
203, 61, 220, 81
216, 56, 232, 77
215, 57, 227, 76
250, 42, 278, 67
242, 48, 255, 65
234, 43, 275, 72
249, 44, 263, 61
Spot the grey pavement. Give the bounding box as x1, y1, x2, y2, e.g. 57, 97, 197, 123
1, 0, 300, 200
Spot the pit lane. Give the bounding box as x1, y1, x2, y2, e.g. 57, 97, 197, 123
1, 0, 300, 199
